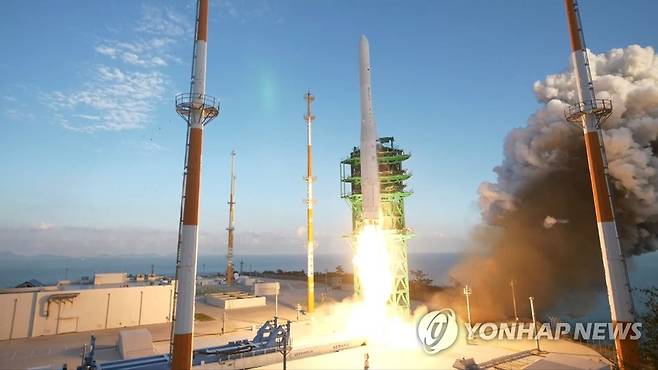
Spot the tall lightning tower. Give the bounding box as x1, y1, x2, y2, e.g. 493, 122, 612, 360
226, 150, 236, 286
304, 91, 316, 313
171, 0, 219, 368
563, 1, 639, 368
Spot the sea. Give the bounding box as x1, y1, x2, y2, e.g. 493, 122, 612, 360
2, 251, 656, 321
0, 252, 462, 289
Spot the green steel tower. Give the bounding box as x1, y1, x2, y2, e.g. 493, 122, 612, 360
340, 136, 413, 311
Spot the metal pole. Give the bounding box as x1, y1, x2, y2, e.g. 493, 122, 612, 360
171, 0, 219, 367
463, 285, 472, 326
275, 293, 279, 318
562, 1, 639, 368
9, 298, 17, 340
226, 150, 236, 286
222, 311, 226, 335
529, 296, 539, 351
511, 280, 519, 321
304, 91, 316, 313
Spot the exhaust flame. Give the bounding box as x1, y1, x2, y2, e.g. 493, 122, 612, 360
353, 224, 393, 310
347, 224, 397, 339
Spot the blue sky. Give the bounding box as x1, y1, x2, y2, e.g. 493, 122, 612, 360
1, 0, 657, 256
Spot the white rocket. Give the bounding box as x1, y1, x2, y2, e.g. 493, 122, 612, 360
359, 35, 381, 224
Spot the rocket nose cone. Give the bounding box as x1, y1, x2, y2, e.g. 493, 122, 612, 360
360, 35, 369, 62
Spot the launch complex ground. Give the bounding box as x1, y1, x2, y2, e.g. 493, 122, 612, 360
0, 278, 613, 369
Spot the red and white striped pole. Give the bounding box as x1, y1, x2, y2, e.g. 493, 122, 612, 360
172, 0, 216, 369
304, 91, 315, 313
564, 1, 639, 368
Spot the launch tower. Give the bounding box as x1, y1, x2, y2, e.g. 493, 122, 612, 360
341, 137, 412, 311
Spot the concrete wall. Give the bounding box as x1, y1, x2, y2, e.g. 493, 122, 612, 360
0, 292, 36, 340
0, 284, 173, 340
205, 293, 265, 310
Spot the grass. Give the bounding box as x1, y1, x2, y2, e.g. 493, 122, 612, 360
194, 313, 215, 321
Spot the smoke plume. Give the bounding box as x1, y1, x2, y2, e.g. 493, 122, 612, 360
445, 45, 658, 320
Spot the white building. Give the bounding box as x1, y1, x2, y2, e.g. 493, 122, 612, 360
0, 273, 174, 340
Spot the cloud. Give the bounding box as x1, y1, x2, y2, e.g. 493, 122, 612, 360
448, 45, 658, 317
219, 0, 281, 24
135, 6, 191, 37
0, 225, 322, 257
142, 139, 165, 152
33, 222, 54, 231
45, 66, 165, 132
94, 38, 178, 68
44, 5, 190, 132
542, 215, 569, 229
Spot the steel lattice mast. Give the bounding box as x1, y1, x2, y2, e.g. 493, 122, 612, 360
563, 1, 639, 368
226, 150, 236, 286
304, 91, 316, 313
171, 0, 219, 368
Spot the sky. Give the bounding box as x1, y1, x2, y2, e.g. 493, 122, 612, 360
0, 0, 657, 256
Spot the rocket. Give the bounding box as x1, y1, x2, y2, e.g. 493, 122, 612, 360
359, 35, 381, 224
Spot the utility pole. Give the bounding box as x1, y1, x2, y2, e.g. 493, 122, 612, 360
510, 280, 519, 321
463, 285, 472, 326
277, 320, 291, 370
226, 150, 236, 286
529, 296, 540, 351
304, 90, 316, 313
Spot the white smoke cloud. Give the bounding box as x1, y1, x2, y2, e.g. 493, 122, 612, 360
543, 216, 569, 229
481, 45, 658, 255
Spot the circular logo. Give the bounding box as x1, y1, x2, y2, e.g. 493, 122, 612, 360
416, 308, 459, 354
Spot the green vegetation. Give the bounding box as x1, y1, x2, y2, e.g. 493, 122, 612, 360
639, 286, 658, 367
194, 312, 215, 321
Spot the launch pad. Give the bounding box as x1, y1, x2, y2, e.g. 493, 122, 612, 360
341, 137, 413, 311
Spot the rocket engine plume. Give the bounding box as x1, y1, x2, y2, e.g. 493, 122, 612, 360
352, 36, 394, 322
444, 44, 658, 322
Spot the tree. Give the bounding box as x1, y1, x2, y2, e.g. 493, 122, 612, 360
411, 269, 433, 287
639, 286, 658, 367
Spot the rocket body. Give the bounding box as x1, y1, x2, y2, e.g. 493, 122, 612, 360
359, 35, 381, 224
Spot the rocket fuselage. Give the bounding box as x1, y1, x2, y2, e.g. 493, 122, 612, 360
359, 35, 381, 224
563, 1, 639, 369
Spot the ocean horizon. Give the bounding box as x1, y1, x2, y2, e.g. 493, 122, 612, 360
2, 250, 656, 322
0, 251, 463, 289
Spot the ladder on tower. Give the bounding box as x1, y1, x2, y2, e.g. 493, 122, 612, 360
169, 126, 190, 358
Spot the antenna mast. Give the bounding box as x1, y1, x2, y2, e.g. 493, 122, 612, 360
226, 150, 236, 286
304, 91, 316, 313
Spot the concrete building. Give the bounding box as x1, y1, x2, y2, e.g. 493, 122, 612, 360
0, 273, 174, 340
